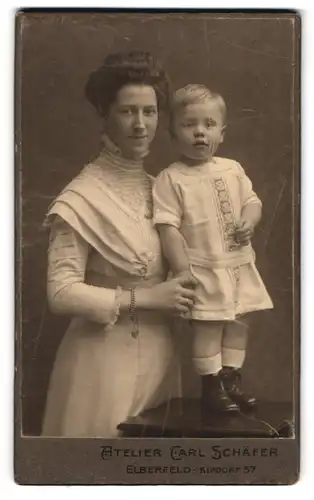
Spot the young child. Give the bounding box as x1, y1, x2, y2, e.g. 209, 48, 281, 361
152, 84, 273, 414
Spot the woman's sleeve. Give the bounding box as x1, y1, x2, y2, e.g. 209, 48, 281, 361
47, 216, 122, 326
152, 168, 183, 228
236, 162, 262, 208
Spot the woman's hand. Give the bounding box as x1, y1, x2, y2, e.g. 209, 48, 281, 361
149, 274, 197, 314
175, 269, 197, 284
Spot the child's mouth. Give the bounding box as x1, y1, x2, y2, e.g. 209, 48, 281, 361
193, 141, 208, 147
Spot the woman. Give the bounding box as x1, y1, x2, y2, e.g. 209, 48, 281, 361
42, 51, 196, 437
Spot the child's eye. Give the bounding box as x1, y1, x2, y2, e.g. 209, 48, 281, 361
120, 108, 133, 115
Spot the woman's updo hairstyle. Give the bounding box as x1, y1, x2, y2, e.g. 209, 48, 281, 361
85, 51, 170, 117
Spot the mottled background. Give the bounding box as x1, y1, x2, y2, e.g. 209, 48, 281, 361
18, 13, 297, 435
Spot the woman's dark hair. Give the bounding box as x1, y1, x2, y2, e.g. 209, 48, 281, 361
85, 51, 170, 117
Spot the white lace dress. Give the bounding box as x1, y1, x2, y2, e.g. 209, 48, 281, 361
42, 145, 180, 437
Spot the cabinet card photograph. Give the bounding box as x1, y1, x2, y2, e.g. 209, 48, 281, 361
15, 10, 300, 485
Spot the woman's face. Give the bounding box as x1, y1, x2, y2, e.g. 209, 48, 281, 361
105, 84, 158, 160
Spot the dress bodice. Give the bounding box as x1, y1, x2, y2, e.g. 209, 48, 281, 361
45, 142, 166, 289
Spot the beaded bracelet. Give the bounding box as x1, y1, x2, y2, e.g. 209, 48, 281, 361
129, 288, 139, 339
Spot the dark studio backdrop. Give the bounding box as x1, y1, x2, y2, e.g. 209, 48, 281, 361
18, 13, 296, 435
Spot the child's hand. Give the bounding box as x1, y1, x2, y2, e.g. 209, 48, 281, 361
234, 219, 254, 246
175, 270, 198, 289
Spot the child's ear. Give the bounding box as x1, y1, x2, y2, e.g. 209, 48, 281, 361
219, 125, 226, 144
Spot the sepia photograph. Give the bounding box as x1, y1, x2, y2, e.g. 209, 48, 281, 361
15, 10, 300, 484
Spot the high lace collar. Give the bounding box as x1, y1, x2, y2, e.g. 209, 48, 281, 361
92, 133, 153, 219
98, 132, 149, 173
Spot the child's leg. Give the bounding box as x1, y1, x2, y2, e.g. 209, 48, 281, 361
192, 320, 224, 375
191, 321, 239, 413
221, 315, 249, 369
221, 315, 257, 410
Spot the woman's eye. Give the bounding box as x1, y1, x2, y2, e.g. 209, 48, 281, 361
144, 109, 157, 116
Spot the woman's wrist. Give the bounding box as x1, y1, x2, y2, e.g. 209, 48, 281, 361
134, 287, 159, 310
119, 290, 133, 311
119, 287, 157, 311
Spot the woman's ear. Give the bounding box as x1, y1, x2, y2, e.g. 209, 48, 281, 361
169, 127, 176, 139
168, 120, 176, 139
100, 116, 108, 133
167, 114, 177, 140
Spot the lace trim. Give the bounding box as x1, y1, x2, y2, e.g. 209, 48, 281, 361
106, 286, 123, 330
211, 177, 241, 253
212, 177, 241, 290
93, 160, 154, 218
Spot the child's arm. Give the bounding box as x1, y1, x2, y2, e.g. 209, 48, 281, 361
157, 224, 190, 276
241, 202, 262, 227
153, 168, 195, 280
235, 163, 262, 245
236, 203, 262, 245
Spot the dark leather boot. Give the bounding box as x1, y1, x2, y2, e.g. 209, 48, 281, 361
201, 373, 240, 414
221, 366, 257, 411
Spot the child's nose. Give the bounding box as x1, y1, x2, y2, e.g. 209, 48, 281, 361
194, 126, 205, 137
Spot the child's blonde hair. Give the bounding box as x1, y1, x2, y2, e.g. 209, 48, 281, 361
169, 84, 227, 133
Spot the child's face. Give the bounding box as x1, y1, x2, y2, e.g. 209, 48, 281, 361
172, 99, 225, 161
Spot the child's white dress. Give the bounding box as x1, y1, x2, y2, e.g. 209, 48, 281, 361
153, 157, 273, 321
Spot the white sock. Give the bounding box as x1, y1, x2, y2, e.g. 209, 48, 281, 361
192, 352, 222, 376
221, 347, 246, 369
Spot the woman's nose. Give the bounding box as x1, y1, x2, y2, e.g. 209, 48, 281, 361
133, 112, 145, 131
